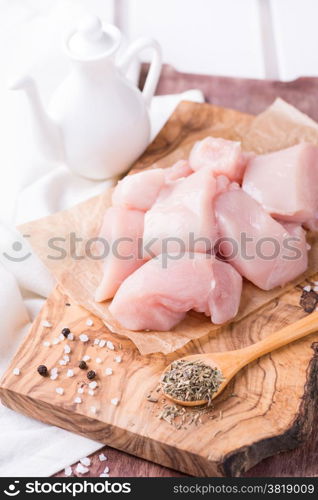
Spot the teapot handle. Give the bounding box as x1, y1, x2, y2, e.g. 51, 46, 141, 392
119, 38, 162, 107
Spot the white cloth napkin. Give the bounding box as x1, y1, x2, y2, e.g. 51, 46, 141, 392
0, 0, 204, 479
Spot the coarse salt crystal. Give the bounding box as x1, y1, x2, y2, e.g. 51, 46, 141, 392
89, 381, 98, 390
94, 339, 100, 346
114, 355, 122, 363
42, 320, 52, 328
63, 355, 70, 363
105, 368, 113, 376
86, 319, 94, 327
64, 345, 71, 354
314, 286, 318, 293
111, 398, 120, 406
99, 453, 107, 462
52, 338, 60, 345
64, 466, 72, 476
90, 406, 97, 414
76, 463, 89, 474
78, 387, 84, 394
51, 367, 58, 374
99, 340, 106, 348
100, 473, 109, 477
79, 334, 89, 342
67, 369, 74, 378
88, 389, 95, 396
51, 374, 58, 380
43, 341, 51, 347
103, 466, 110, 473
96, 358, 102, 364
83, 355, 90, 361
80, 457, 91, 467
59, 360, 67, 366
106, 340, 114, 350
74, 397, 82, 404
13, 368, 20, 376
56, 387, 64, 395
59, 333, 65, 341
304, 285, 311, 292
68, 333, 74, 340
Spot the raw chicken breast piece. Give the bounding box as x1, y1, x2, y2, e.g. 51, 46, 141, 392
164, 159, 193, 181
189, 137, 248, 182
242, 143, 318, 230
95, 207, 145, 302
143, 167, 219, 257
109, 253, 242, 331
112, 169, 165, 211
216, 174, 232, 194
215, 188, 308, 290
112, 161, 192, 212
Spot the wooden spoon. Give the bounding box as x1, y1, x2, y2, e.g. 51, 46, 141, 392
162, 310, 318, 406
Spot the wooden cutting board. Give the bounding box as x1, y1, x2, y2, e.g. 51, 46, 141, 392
0, 280, 317, 477
1, 100, 318, 476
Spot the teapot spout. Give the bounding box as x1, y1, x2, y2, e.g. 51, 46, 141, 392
9, 76, 64, 163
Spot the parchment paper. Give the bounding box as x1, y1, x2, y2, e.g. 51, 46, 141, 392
20, 99, 318, 355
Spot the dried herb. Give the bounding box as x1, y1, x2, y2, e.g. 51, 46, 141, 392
300, 289, 318, 313
37, 365, 48, 377
79, 360, 88, 370
157, 403, 214, 429
147, 396, 159, 403
158, 404, 185, 425
161, 360, 223, 405
87, 370, 96, 380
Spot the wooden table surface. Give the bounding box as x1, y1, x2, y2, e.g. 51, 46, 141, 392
56, 66, 318, 478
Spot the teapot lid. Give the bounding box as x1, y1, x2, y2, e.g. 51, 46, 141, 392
65, 15, 121, 61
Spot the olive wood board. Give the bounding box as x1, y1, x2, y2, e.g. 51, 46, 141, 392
1, 281, 318, 477
2, 100, 318, 476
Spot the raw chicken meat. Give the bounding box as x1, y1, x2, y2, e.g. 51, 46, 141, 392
109, 253, 242, 331
242, 143, 318, 231
215, 188, 308, 290
189, 137, 248, 182
143, 167, 218, 256
97, 137, 314, 332
112, 168, 165, 212
95, 207, 145, 302
216, 174, 232, 194
164, 159, 193, 181
112, 160, 193, 212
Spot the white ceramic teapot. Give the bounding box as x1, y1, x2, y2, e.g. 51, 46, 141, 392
10, 15, 162, 180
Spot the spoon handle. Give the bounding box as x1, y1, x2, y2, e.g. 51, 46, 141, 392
240, 310, 318, 366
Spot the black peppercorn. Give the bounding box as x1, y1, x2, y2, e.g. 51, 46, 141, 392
62, 327, 70, 338
87, 370, 96, 380
37, 365, 48, 377
79, 360, 87, 370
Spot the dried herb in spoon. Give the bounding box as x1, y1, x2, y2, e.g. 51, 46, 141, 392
161, 359, 223, 405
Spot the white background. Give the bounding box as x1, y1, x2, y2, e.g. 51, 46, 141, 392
2, 0, 318, 81
118, 0, 318, 80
